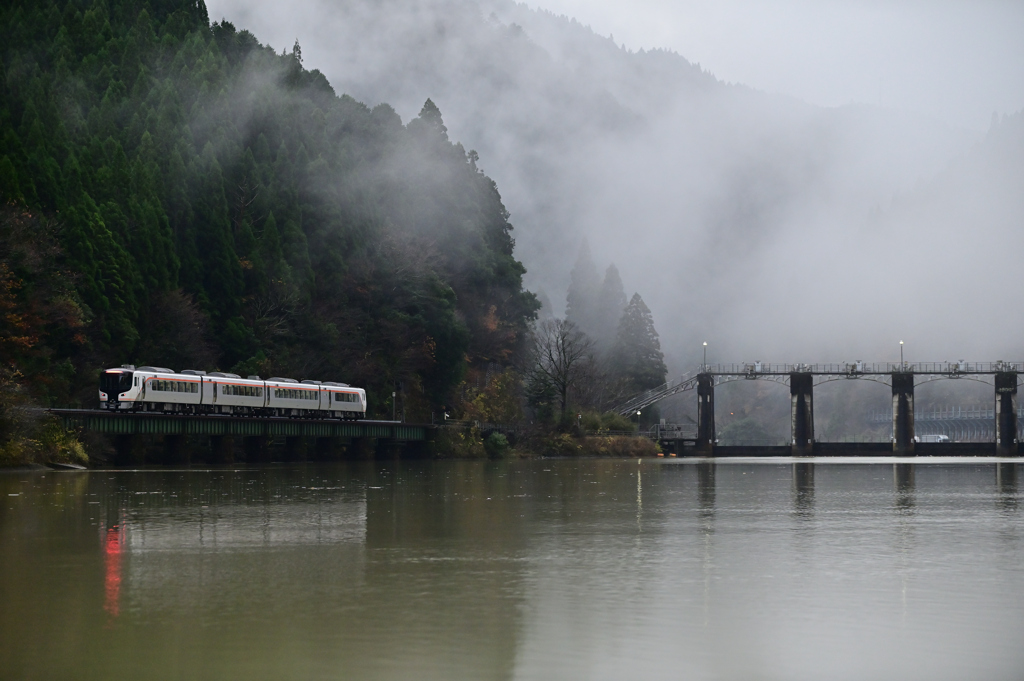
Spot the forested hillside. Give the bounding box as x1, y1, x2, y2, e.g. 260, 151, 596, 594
0, 0, 538, 422
210, 0, 982, 365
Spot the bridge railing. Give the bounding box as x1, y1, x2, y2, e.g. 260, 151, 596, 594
611, 361, 1024, 419
868, 406, 1024, 422
701, 361, 1024, 375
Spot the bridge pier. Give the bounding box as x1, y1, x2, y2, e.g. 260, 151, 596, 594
315, 437, 345, 461
243, 435, 270, 463
114, 434, 144, 466
209, 435, 234, 464
163, 434, 188, 465
790, 372, 814, 455
995, 372, 1018, 456
695, 373, 715, 455
283, 436, 307, 462
892, 372, 915, 455
349, 437, 376, 460
375, 438, 402, 459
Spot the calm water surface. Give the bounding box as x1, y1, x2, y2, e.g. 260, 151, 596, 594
1, 458, 1022, 680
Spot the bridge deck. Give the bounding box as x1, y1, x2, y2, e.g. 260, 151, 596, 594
698, 362, 1022, 376
52, 409, 429, 441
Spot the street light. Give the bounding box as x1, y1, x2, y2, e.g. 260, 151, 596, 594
900, 340, 904, 367
636, 409, 642, 431
703, 341, 707, 370
392, 391, 396, 421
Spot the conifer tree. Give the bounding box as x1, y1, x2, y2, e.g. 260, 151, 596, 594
564, 238, 600, 339
594, 263, 626, 355
0, 0, 539, 418
611, 293, 667, 393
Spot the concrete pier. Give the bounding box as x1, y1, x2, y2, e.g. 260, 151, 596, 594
114, 434, 142, 465
209, 435, 234, 464
696, 374, 715, 456
995, 372, 1018, 456
892, 372, 915, 455
790, 372, 814, 455
243, 435, 270, 463
163, 434, 188, 465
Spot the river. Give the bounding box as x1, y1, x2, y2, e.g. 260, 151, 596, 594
1, 458, 1022, 680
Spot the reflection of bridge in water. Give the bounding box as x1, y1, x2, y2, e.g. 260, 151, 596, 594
615, 362, 1022, 456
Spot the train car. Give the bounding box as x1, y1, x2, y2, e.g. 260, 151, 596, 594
321, 381, 366, 419
100, 366, 201, 412
99, 366, 366, 419
140, 367, 202, 411
207, 372, 267, 415
99, 366, 137, 409
265, 378, 322, 417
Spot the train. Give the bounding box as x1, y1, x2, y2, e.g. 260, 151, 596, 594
99, 365, 367, 419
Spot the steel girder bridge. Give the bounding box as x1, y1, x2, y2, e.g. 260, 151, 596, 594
51, 409, 430, 464
612, 361, 1023, 456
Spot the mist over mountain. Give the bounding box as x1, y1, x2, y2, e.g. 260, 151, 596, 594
207, 0, 1014, 369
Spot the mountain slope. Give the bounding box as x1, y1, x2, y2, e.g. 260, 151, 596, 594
0, 0, 538, 415
209, 0, 981, 363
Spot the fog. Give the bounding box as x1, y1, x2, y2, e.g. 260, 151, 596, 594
530, 0, 1024, 131
205, 0, 1024, 371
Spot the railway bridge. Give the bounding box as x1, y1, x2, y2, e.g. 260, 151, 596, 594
614, 361, 1021, 456
52, 409, 431, 464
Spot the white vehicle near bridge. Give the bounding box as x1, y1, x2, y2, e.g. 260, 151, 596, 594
99, 366, 366, 419
915, 434, 951, 443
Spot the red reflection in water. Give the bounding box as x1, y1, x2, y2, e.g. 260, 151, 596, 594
104, 525, 124, 618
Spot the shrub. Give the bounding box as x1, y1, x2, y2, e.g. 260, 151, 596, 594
484, 432, 510, 458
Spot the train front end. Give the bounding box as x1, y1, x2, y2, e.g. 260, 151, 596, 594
99, 367, 137, 409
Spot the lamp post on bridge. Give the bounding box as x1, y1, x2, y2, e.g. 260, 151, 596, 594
703, 341, 707, 372
900, 340, 904, 368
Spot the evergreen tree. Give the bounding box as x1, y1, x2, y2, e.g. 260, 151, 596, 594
594, 263, 626, 355
611, 293, 667, 393
0, 0, 539, 418
564, 238, 600, 338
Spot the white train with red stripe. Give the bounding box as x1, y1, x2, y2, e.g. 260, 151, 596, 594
99, 366, 366, 419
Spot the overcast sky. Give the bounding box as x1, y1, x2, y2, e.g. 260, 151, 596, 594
527, 0, 1024, 130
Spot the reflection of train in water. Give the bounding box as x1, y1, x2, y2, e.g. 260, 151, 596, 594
99, 365, 366, 419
